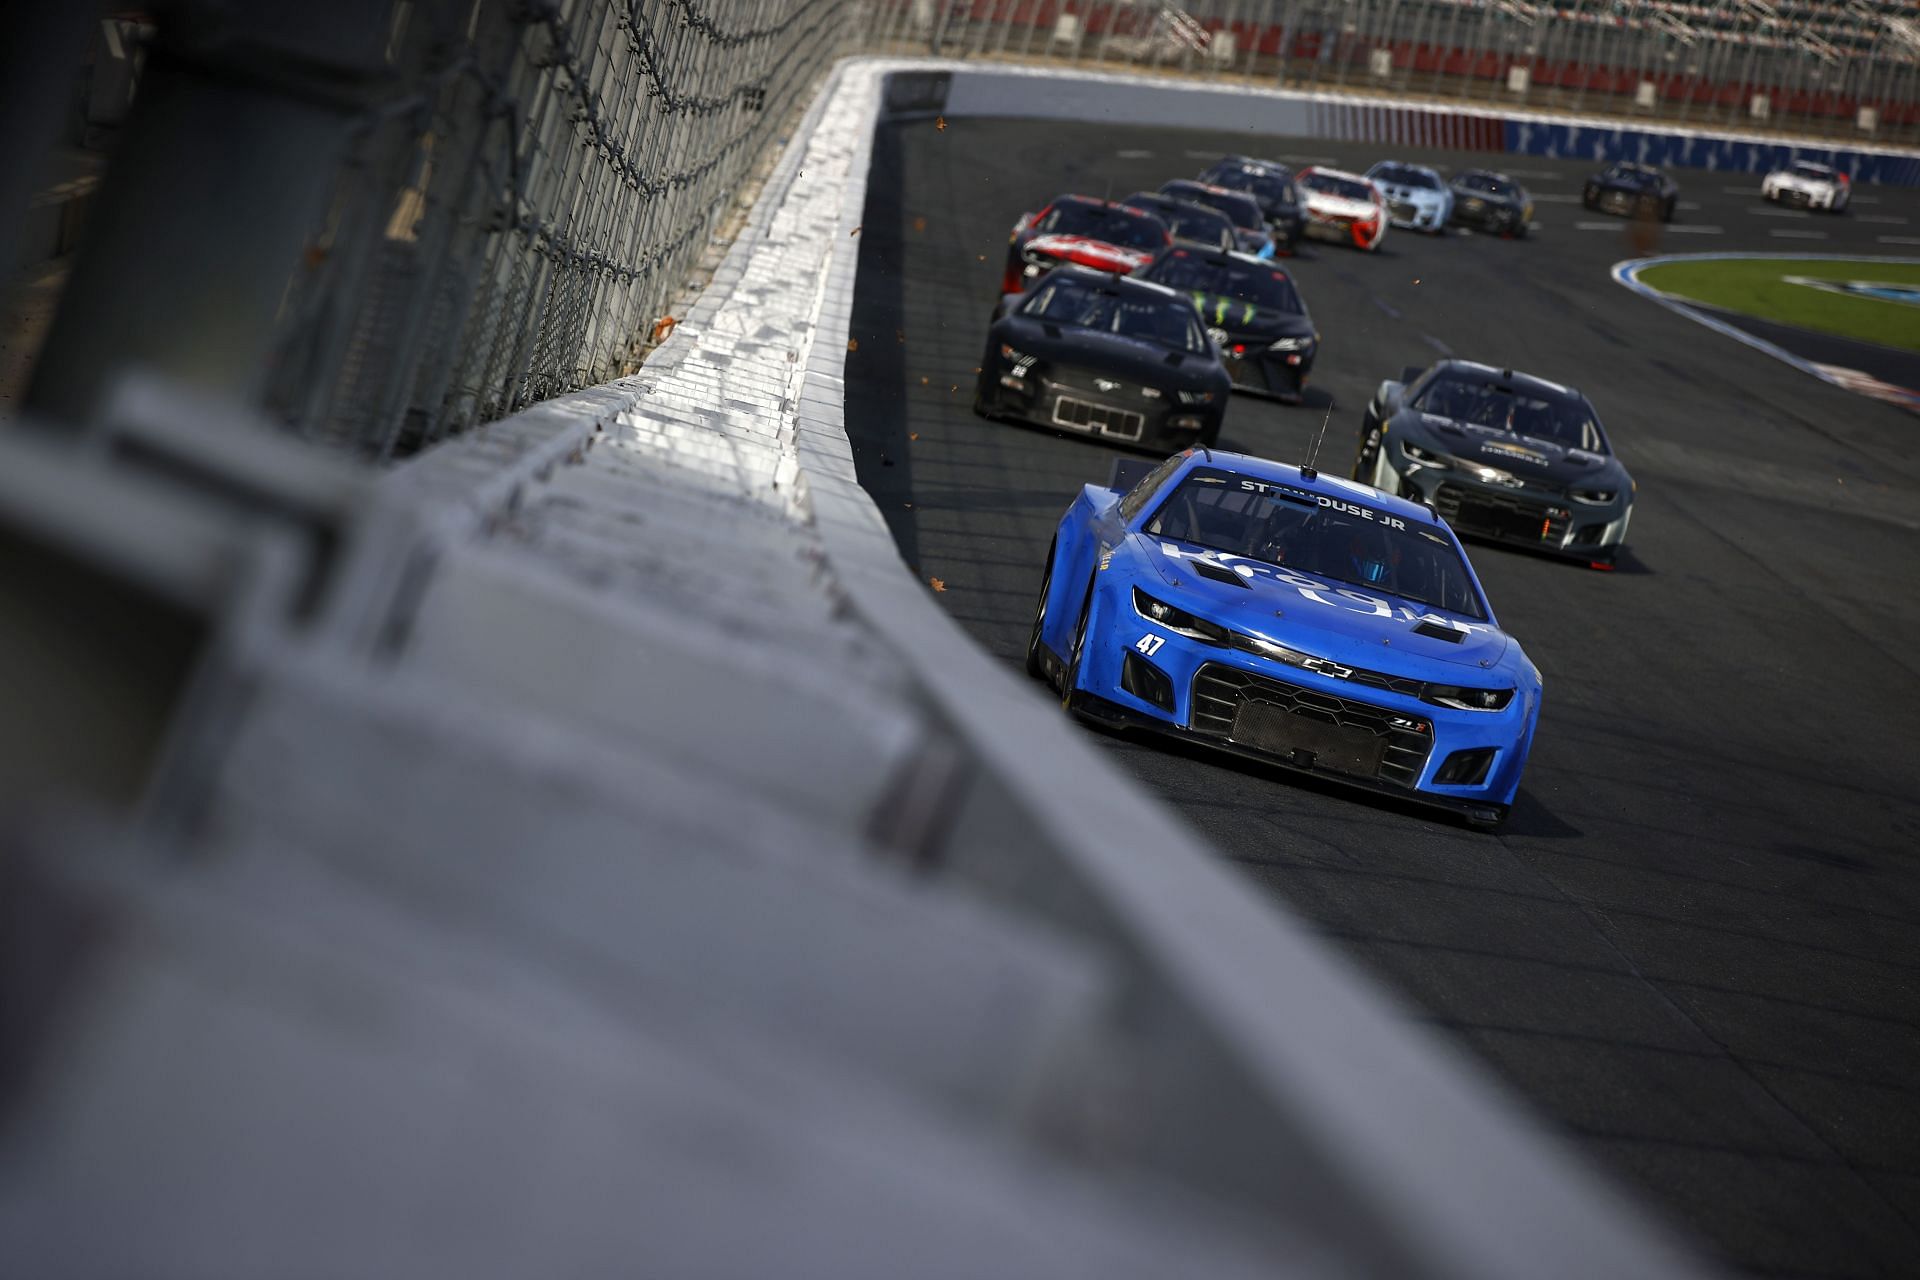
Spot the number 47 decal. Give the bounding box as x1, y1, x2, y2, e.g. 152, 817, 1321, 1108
1134, 634, 1165, 656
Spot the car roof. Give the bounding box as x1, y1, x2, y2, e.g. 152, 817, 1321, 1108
1369, 159, 1439, 175
1125, 192, 1227, 217
1172, 449, 1438, 525
1042, 263, 1181, 299
1300, 165, 1374, 185
1423, 358, 1582, 401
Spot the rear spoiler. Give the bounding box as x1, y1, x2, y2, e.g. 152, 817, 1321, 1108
1108, 456, 1159, 493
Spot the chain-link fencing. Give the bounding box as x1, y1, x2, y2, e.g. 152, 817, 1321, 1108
869, 2, 1919, 146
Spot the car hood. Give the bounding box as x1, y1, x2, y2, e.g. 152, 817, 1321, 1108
1380, 185, 1447, 206
998, 315, 1222, 385
1185, 293, 1312, 340
1451, 187, 1515, 207
1025, 234, 1156, 274
1397, 410, 1627, 488
1130, 536, 1511, 673
1772, 172, 1838, 190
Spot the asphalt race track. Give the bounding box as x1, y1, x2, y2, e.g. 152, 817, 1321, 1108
846, 118, 1920, 1277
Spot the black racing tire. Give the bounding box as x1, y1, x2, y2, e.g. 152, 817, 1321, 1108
1660, 196, 1676, 224
1061, 577, 1094, 710
1025, 551, 1054, 681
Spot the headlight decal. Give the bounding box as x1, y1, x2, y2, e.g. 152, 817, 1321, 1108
1132, 588, 1229, 644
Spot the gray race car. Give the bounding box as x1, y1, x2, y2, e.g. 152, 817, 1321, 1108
1351, 359, 1634, 566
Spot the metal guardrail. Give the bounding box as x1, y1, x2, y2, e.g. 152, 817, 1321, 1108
868, 0, 1920, 145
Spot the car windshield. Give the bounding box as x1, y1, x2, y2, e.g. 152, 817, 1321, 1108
1371, 164, 1438, 189
1302, 173, 1376, 203
1454, 172, 1515, 196
1144, 470, 1487, 619
1126, 198, 1234, 245
1212, 168, 1295, 205
1164, 183, 1263, 230
1412, 372, 1606, 452
1608, 165, 1658, 187
1020, 276, 1208, 354
1791, 162, 1834, 179
1143, 254, 1303, 315
1035, 201, 1170, 251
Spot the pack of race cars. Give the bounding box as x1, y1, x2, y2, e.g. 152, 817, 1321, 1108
974, 150, 1662, 828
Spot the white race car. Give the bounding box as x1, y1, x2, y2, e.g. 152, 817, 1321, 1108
1296, 167, 1387, 252
1366, 160, 1453, 234
1761, 160, 1851, 213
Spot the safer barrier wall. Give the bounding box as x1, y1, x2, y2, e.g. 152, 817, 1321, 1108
916, 63, 1920, 185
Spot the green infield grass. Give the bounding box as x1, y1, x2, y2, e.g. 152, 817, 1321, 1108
1635, 256, 1920, 354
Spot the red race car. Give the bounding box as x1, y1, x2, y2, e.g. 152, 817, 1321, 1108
1002, 195, 1172, 294
1296, 167, 1388, 252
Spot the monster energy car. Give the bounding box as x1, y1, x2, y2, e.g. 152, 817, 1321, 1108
1028, 449, 1541, 827
1366, 161, 1452, 234
1352, 360, 1634, 565
975, 266, 1229, 449
1447, 169, 1534, 237
1140, 245, 1318, 401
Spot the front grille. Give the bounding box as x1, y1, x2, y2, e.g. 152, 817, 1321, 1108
1191, 664, 1431, 788
1228, 634, 1424, 697
1052, 395, 1144, 441
1434, 483, 1570, 545
1389, 200, 1417, 221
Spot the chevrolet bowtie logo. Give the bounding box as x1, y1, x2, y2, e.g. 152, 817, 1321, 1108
1095, 378, 1121, 392
1301, 657, 1354, 679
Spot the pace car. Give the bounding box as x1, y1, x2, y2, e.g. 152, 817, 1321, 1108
1028, 448, 1541, 827
1296, 167, 1387, 251
1762, 160, 1851, 213
1159, 180, 1276, 258
1121, 191, 1237, 251
1140, 245, 1318, 402
1003, 195, 1173, 294
975, 266, 1230, 449
1366, 160, 1453, 234
1447, 168, 1534, 237
1582, 161, 1678, 221
1197, 157, 1306, 253
1351, 359, 1634, 566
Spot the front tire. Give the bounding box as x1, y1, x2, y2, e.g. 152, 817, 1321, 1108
1025, 552, 1055, 681
1060, 580, 1093, 710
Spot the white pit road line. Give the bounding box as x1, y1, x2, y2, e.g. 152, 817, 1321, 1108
1752, 207, 1813, 218
1116, 149, 1155, 160
1664, 225, 1725, 234
1857, 215, 1908, 225
1769, 229, 1828, 239
1530, 193, 1582, 203
1877, 235, 1920, 246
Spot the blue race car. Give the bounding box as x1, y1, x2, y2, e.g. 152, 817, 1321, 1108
1026, 449, 1542, 827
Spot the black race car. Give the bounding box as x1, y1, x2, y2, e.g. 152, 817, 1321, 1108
1352, 359, 1634, 566
1140, 245, 1317, 402
1002, 195, 1172, 295
1582, 161, 1678, 222
1120, 192, 1237, 252
1196, 157, 1305, 253
975, 266, 1229, 450
1448, 168, 1534, 237
1158, 180, 1276, 258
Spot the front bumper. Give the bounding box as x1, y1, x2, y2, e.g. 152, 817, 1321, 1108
1386, 198, 1449, 232
1450, 197, 1525, 234
976, 358, 1221, 450
1381, 443, 1631, 560
1065, 613, 1530, 817
1767, 184, 1840, 210
1302, 212, 1384, 250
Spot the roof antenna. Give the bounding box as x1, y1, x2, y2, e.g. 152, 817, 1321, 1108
1300, 397, 1334, 480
